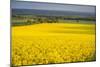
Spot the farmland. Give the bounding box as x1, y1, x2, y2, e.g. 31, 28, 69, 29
12, 22, 96, 66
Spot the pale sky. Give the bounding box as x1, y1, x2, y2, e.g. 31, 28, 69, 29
11, 0, 96, 13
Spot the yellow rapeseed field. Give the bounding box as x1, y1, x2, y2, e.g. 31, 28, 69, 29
12, 23, 96, 66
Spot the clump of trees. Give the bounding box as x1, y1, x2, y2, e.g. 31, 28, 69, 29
12, 15, 96, 26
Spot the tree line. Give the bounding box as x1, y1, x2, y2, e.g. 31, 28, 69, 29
12, 15, 96, 26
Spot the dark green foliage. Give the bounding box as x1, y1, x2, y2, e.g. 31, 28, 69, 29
12, 15, 96, 26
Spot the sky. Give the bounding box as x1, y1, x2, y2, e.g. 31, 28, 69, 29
11, 0, 96, 13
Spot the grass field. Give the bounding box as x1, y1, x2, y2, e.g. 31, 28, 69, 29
12, 22, 96, 66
